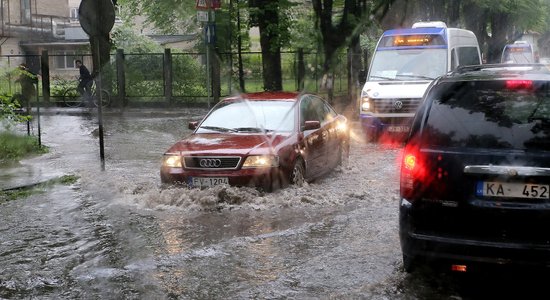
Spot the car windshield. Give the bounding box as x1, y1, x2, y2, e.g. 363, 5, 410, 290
368, 48, 447, 81
424, 80, 550, 150
197, 100, 295, 133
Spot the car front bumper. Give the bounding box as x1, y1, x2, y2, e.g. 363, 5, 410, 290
160, 166, 287, 190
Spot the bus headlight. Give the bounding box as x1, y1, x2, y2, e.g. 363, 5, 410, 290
361, 97, 372, 111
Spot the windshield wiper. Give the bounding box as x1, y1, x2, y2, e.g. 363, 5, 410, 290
369, 75, 399, 81
233, 127, 274, 133
200, 126, 237, 132
527, 98, 546, 123
395, 74, 435, 80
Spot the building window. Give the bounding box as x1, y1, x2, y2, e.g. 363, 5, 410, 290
70, 8, 79, 20
54, 51, 80, 69
21, 0, 31, 24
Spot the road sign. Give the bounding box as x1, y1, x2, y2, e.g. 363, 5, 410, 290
197, 11, 208, 22
205, 24, 216, 44
196, 0, 221, 10
79, 0, 115, 37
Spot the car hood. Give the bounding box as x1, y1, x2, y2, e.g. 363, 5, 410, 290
165, 133, 291, 155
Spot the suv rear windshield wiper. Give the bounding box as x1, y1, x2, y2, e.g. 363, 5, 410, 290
526, 98, 547, 123
200, 126, 237, 132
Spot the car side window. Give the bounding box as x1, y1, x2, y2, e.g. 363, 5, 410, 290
321, 100, 337, 122
300, 96, 321, 130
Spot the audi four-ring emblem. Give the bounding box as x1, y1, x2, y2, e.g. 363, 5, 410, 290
200, 158, 222, 168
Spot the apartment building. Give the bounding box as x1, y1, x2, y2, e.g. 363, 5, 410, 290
0, 0, 90, 74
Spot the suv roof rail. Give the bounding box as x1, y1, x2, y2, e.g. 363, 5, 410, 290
453, 63, 549, 74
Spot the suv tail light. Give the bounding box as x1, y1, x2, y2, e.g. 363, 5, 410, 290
400, 144, 426, 200
400, 143, 449, 201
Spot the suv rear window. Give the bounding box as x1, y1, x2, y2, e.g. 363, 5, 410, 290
423, 80, 550, 150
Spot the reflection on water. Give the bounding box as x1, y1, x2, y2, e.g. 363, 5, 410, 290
3, 109, 536, 299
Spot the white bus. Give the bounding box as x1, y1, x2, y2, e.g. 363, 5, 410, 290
359, 21, 482, 141
501, 41, 536, 64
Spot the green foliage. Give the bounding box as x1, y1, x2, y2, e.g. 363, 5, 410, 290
50, 76, 76, 97
0, 93, 31, 130
172, 53, 207, 96
117, 0, 198, 34
111, 25, 163, 53
0, 132, 46, 164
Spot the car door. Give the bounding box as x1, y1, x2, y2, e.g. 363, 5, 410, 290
299, 96, 328, 177
319, 98, 341, 168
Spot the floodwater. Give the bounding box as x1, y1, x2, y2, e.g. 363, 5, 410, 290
0, 108, 547, 299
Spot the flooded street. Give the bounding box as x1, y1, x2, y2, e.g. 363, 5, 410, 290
0, 108, 546, 299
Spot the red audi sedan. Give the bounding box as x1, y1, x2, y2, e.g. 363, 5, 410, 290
160, 92, 349, 191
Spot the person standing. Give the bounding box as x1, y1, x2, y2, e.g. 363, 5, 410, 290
15, 63, 37, 109
75, 60, 93, 103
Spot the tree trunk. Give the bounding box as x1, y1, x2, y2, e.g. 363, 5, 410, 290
251, 0, 283, 91
487, 13, 510, 63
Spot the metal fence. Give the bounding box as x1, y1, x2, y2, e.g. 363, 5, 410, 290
1, 49, 355, 107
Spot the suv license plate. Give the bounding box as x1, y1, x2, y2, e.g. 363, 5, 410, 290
191, 177, 229, 188
476, 181, 550, 199
387, 126, 409, 133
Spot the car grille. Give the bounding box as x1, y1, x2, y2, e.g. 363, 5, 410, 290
184, 156, 241, 170
373, 98, 421, 113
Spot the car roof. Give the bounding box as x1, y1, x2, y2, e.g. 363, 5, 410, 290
222, 91, 303, 102
441, 64, 550, 82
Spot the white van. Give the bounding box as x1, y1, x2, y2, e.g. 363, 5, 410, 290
359, 21, 482, 141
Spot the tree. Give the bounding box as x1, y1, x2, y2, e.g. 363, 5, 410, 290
117, 0, 198, 34
249, 0, 293, 91
310, 0, 395, 105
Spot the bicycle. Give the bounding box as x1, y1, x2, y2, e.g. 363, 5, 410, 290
62, 79, 110, 108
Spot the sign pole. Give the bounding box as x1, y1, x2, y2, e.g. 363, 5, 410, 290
94, 37, 106, 171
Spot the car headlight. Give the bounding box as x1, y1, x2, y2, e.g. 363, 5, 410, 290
336, 120, 348, 132
242, 155, 279, 168
162, 154, 182, 168
361, 97, 372, 111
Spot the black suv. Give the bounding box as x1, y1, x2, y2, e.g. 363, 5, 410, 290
399, 64, 550, 272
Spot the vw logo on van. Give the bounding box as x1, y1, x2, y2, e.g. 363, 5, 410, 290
199, 158, 222, 168
394, 100, 404, 110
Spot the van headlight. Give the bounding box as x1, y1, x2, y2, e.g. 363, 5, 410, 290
361, 97, 372, 111
162, 154, 182, 168
242, 155, 279, 168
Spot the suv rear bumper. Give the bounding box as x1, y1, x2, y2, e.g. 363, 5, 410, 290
400, 199, 550, 268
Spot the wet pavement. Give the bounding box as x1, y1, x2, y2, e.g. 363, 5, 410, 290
1, 107, 548, 299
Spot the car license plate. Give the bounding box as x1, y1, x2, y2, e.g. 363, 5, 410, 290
190, 177, 229, 188
476, 181, 550, 199
387, 125, 409, 133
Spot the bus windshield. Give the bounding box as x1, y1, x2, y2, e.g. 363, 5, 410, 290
368, 48, 447, 81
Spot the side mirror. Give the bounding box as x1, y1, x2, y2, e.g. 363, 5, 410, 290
303, 120, 321, 131
188, 121, 198, 130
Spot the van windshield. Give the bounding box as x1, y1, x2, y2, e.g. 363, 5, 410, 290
368, 48, 447, 81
